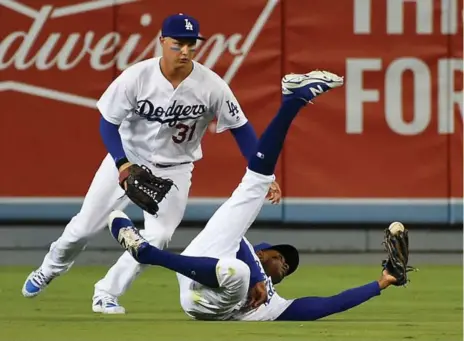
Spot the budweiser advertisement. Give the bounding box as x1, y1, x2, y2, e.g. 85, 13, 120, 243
0, 0, 462, 223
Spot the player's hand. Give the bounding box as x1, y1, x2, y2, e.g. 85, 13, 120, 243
247, 280, 268, 309
266, 181, 282, 204
377, 269, 398, 290
118, 162, 133, 190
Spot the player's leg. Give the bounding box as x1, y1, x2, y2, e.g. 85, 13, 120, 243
275, 270, 399, 321
22, 154, 130, 298
107, 70, 344, 317
98, 87, 299, 312
177, 256, 251, 320
108, 210, 251, 319
182, 70, 345, 259
123, 71, 331, 268
175, 70, 344, 318
92, 163, 193, 314
108, 211, 223, 287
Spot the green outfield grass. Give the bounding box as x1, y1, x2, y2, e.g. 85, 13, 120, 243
0, 265, 461, 341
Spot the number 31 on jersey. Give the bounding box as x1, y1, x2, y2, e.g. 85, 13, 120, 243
172, 122, 197, 144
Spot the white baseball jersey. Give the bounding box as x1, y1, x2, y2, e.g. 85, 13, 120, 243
96, 57, 247, 165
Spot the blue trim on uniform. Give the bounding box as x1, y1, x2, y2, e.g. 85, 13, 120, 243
276, 281, 381, 321
230, 122, 259, 160
0, 201, 461, 223
236, 239, 266, 289
99, 116, 127, 164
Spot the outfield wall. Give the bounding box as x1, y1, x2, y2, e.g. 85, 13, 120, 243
0, 224, 462, 266
1, 0, 463, 224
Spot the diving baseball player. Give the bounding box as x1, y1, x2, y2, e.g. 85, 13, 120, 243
108, 70, 415, 321
21, 13, 281, 313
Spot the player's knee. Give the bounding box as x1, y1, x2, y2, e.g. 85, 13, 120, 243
216, 258, 250, 289
141, 229, 174, 249
48, 238, 87, 265
65, 213, 104, 240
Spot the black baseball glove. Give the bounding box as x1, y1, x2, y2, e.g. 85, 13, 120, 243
381, 226, 417, 286
119, 164, 174, 215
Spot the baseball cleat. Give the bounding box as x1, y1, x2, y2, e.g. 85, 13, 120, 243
92, 294, 126, 314
281, 70, 344, 104
108, 210, 149, 261
22, 268, 57, 298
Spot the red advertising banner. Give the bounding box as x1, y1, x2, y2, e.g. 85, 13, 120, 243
0, 0, 462, 222
283, 0, 463, 198
0, 0, 283, 197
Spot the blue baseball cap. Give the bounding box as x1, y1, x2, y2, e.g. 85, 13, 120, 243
161, 13, 205, 41
253, 242, 300, 276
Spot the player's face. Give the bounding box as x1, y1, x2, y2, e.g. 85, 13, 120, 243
161, 37, 197, 68
258, 250, 290, 285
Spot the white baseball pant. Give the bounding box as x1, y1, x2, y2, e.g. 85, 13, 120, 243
177, 168, 274, 320
39, 153, 193, 298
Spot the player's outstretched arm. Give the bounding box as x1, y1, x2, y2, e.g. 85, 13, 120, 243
276, 223, 415, 321
275, 275, 392, 321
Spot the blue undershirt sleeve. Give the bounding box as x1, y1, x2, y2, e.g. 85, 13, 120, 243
230, 122, 259, 160
99, 115, 127, 165
236, 239, 266, 288
276, 281, 381, 321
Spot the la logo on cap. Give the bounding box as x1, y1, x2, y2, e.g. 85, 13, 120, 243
185, 19, 193, 31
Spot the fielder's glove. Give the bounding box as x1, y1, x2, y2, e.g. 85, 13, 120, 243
119, 164, 174, 215
381, 227, 417, 286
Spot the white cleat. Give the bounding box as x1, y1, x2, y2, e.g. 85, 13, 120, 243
282, 70, 344, 104
22, 268, 57, 298
92, 294, 126, 314
108, 210, 149, 261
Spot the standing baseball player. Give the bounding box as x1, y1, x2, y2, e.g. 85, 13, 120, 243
108, 70, 415, 321
21, 13, 281, 314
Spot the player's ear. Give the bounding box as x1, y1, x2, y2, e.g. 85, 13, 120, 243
256, 250, 266, 262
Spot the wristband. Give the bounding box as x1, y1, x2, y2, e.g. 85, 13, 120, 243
116, 157, 129, 170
